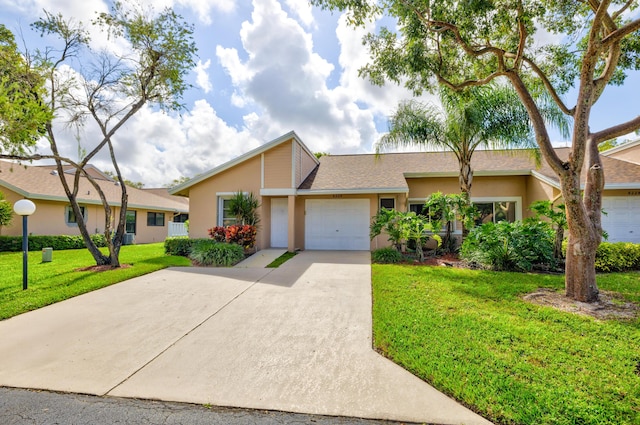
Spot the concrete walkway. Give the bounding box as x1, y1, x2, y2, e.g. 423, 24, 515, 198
235, 249, 287, 268
0, 251, 491, 425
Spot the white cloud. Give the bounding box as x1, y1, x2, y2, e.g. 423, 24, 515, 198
174, 0, 235, 25
284, 0, 315, 28
45, 99, 261, 187
335, 14, 437, 118
216, 0, 381, 154
195, 59, 213, 94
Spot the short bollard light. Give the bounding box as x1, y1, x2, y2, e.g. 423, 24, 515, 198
14, 199, 36, 290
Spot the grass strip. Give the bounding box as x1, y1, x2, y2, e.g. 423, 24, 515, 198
372, 265, 640, 425
266, 251, 297, 268
0, 243, 190, 320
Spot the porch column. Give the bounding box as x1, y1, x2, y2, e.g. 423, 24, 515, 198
287, 195, 296, 252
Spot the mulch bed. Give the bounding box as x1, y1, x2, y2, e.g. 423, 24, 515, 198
76, 264, 132, 272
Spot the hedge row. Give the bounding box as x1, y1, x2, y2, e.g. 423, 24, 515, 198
164, 237, 203, 256
0, 234, 108, 252
594, 242, 640, 272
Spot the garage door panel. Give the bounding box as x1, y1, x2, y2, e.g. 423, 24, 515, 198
305, 199, 370, 250
602, 197, 640, 243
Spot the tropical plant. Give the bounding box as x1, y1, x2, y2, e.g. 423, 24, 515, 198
398, 211, 432, 262
423, 192, 478, 252
208, 224, 257, 251
461, 221, 555, 272
377, 86, 567, 203
528, 200, 568, 261
0, 191, 12, 235
370, 208, 404, 250
227, 191, 261, 226
312, 0, 640, 302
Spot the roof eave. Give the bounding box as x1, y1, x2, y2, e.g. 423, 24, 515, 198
296, 187, 409, 195
601, 138, 640, 156
404, 169, 534, 178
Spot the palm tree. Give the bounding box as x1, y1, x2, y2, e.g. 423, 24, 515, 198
228, 191, 261, 226
377, 84, 569, 201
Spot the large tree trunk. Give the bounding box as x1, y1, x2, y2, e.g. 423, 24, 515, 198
565, 231, 599, 302
559, 142, 603, 302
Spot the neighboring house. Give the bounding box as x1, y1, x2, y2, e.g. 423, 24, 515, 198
170, 131, 640, 251
601, 138, 640, 165
0, 161, 189, 244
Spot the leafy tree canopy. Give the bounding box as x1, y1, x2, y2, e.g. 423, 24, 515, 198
0, 25, 52, 157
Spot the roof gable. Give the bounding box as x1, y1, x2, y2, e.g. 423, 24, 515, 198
170, 131, 319, 196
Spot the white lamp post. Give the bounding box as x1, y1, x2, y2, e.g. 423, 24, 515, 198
14, 199, 36, 290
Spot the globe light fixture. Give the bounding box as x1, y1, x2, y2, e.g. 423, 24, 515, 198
14, 199, 36, 290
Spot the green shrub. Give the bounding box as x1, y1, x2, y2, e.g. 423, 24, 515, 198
188, 240, 245, 266
0, 234, 107, 252
461, 221, 555, 272
372, 247, 403, 264
164, 237, 198, 256
595, 242, 640, 272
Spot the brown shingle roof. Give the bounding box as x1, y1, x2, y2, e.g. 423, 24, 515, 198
0, 161, 188, 213
299, 148, 640, 192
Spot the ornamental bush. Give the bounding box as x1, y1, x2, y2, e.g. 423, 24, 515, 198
188, 239, 245, 267
461, 221, 555, 272
164, 237, 198, 256
372, 247, 403, 264
594, 242, 640, 272
207, 225, 257, 250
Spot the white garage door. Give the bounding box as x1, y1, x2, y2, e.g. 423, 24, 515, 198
305, 199, 371, 250
601, 197, 640, 243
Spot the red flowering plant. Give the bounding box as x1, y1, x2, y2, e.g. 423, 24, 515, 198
208, 226, 226, 242
207, 224, 257, 251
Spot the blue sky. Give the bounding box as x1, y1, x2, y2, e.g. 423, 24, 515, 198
1, 0, 638, 187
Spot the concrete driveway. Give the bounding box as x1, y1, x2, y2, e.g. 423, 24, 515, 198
0, 251, 491, 425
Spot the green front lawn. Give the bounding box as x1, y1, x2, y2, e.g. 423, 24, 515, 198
0, 243, 190, 320
372, 265, 640, 425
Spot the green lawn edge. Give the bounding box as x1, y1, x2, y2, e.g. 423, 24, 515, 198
371, 265, 640, 425
0, 243, 190, 320
266, 251, 297, 268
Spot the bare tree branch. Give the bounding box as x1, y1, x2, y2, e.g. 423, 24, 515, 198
591, 114, 640, 144
601, 19, 640, 47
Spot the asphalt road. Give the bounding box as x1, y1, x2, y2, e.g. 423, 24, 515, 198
0, 387, 412, 425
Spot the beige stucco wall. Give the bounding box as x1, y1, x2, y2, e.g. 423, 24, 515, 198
264, 139, 293, 189
407, 175, 528, 199
1, 189, 171, 244
132, 210, 169, 244
188, 155, 265, 247
608, 144, 640, 165
1, 195, 107, 238
524, 176, 559, 218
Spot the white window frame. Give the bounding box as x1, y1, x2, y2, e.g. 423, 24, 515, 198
471, 196, 522, 224
216, 192, 248, 227
65, 205, 87, 225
